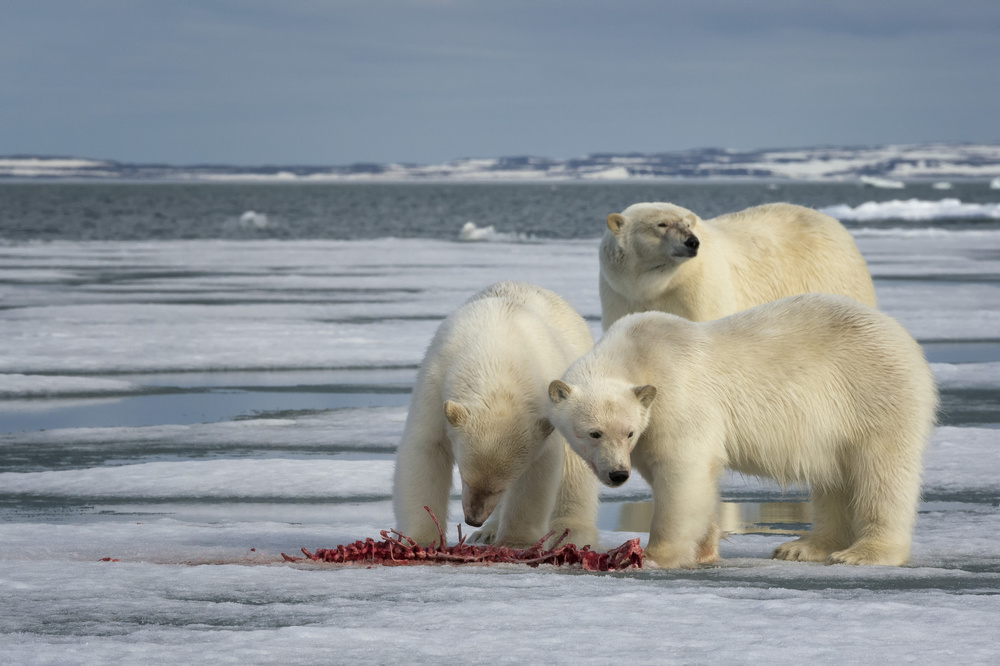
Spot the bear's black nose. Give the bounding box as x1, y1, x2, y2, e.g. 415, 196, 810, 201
684, 236, 700, 250
608, 470, 630, 486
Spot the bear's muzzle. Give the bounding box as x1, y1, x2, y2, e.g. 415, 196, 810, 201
462, 483, 503, 527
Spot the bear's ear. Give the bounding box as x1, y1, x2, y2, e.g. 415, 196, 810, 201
607, 213, 627, 236
444, 401, 469, 427
548, 380, 573, 404
685, 213, 699, 228
633, 385, 657, 408
537, 418, 555, 439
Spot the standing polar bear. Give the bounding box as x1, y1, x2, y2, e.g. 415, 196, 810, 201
599, 201, 878, 561
393, 281, 599, 548
548, 294, 938, 568
599, 202, 877, 329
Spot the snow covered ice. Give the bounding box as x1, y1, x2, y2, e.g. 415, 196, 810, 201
1, 222, 999, 662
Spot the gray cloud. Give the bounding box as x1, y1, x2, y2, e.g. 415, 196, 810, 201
1, 1, 997, 164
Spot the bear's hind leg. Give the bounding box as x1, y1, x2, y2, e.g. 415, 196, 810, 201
773, 487, 851, 562
828, 442, 922, 566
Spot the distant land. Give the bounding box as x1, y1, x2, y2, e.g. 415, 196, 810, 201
2, 143, 1000, 184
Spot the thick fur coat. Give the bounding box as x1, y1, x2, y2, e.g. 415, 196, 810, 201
599, 202, 877, 329
549, 294, 937, 568
393, 282, 599, 547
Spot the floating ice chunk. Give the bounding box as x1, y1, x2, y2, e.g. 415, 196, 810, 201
459, 221, 495, 241
458, 221, 530, 242
990, 177, 1000, 189
822, 198, 1000, 221
238, 210, 268, 229
860, 175, 906, 189
932, 182, 953, 190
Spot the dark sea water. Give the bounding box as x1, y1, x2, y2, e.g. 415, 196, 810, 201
1, 181, 998, 241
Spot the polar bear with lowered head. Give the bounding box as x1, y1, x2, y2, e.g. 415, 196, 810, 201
548, 293, 937, 568
599, 202, 877, 329
393, 281, 599, 548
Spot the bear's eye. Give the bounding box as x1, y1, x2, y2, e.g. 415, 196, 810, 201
657, 222, 668, 229
589, 431, 602, 439
628, 431, 634, 438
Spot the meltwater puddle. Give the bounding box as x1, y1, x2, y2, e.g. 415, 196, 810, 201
0, 368, 417, 434
598, 499, 997, 536
0, 390, 411, 434
599, 500, 812, 536
922, 340, 1000, 363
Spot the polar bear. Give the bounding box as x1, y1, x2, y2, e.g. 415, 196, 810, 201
548, 294, 937, 568
392, 281, 599, 548
599, 202, 877, 329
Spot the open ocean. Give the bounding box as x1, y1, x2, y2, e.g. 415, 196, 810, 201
1, 181, 999, 663
3, 181, 1000, 241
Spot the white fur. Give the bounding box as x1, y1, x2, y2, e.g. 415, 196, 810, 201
600, 201, 879, 561
549, 294, 938, 568
599, 202, 877, 329
392, 281, 599, 548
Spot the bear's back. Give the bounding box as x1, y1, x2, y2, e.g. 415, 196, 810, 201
472, 281, 593, 355
434, 282, 593, 384
606, 294, 935, 420
703, 294, 936, 429
708, 203, 877, 309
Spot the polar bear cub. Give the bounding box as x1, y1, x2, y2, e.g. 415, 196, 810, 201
599, 202, 877, 329
393, 281, 599, 548
548, 294, 937, 568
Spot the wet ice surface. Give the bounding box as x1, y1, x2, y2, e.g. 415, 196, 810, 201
1, 232, 999, 663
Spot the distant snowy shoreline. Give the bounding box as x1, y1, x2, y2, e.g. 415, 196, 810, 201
3, 143, 1000, 184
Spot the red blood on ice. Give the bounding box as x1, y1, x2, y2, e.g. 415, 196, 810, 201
281, 506, 644, 571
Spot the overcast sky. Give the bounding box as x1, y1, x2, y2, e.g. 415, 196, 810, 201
2, 1, 998, 165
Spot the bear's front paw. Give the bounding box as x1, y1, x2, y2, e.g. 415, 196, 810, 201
773, 537, 834, 563
644, 542, 698, 569
467, 527, 498, 545
548, 523, 599, 549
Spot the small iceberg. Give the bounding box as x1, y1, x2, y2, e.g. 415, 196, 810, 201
860, 175, 905, 189
459, 221, 496, 241
238, 211, 269, 229
932, 182, 953, 190
458, 222, 530, 243
990, 177, 1000, 190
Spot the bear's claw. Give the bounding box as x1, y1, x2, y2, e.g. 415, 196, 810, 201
772, 538, 834, 563
468, 527, 498, 545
